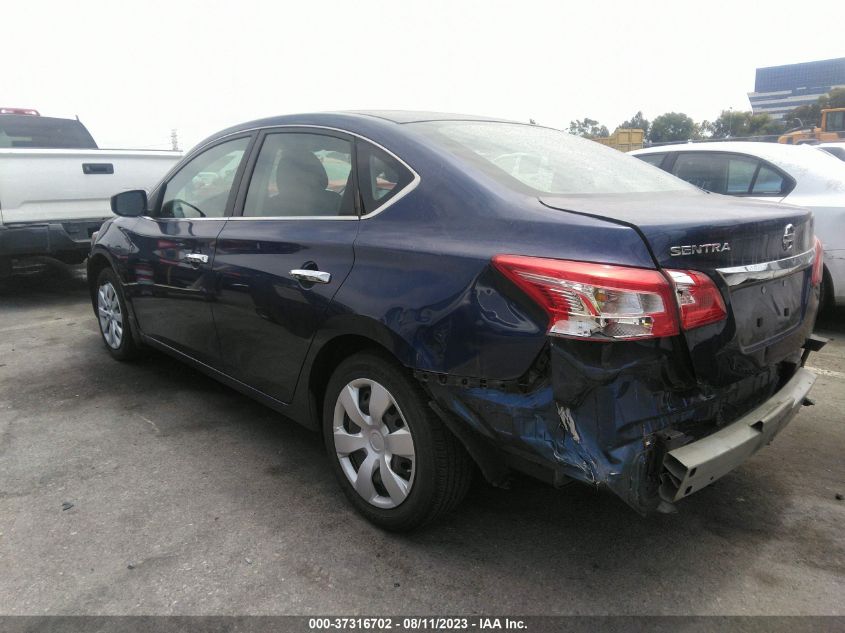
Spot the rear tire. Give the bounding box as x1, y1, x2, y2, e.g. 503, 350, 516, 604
95, 267, 139, 361
322, 352, 473, 531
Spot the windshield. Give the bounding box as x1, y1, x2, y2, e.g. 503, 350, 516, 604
408, 121, 694, 195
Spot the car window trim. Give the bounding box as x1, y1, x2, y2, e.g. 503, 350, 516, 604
145, 132, 257, 221
214, 124, 420, 221
668, 150, 795, 198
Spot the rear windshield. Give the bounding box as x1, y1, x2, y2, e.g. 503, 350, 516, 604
0, 115, 98, 149
408, 120, 694, 195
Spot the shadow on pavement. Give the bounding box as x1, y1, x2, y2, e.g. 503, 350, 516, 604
0, 260, 89, 304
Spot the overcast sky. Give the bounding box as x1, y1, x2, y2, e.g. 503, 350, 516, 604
4, 0, 841, 151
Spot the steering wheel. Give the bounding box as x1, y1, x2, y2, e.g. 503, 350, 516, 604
172, 198, 206, 218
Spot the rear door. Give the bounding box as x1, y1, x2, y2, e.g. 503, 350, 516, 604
211, 129, 359, 403
125, 135, 252, 366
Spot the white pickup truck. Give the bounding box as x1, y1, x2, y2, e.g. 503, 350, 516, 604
0, 109, 181, 275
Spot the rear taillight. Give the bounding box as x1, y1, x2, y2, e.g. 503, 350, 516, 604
666, 270, 727, 330
492, 255, 727, 341
811, 237, 823, 286
492, 255, 679, 340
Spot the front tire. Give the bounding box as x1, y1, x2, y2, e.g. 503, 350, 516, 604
95, 267, 139, 361
323, 352, 473, 531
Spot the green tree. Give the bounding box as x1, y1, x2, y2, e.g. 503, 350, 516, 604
568, 118, 609, 138
705, 110, 784, 138
619, 111, 650, 138
827, 87, 845, 108
649, 112, 698, 143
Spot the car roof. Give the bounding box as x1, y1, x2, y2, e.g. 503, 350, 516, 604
346, 110, 516, 124
630, 141, 833, 161
192, 110, 524, 155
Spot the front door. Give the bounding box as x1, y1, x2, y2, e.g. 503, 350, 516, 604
126, 135, 252, 365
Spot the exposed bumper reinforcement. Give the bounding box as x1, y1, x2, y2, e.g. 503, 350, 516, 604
660, 367, 817, 503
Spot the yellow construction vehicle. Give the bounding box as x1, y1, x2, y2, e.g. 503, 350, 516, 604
778, 107, 845, 144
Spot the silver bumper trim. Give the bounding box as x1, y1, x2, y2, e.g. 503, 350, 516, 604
659, 368, 816, 503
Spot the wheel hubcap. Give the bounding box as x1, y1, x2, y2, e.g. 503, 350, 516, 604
333, 378, 416, 509
97, 281, 123, 349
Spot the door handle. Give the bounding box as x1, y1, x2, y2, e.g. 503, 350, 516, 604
184, 253, 209, 265
82, 162, 114, 175
290, 269, 331, 284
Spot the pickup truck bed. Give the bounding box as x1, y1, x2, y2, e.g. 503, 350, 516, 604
0, 147, 180, 268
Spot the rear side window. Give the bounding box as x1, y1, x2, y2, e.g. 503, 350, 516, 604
0, 115, 97, 149
243, 132, 354, 217
751, 165, 786, 194
672, 152, 789, 196
357, 143, 415, 214
725, 156, 758, 193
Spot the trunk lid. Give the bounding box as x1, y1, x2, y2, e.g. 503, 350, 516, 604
540, 191, 816, 386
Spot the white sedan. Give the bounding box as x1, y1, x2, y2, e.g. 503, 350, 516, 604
818, 142, 845, 161
631, 142, 845, 310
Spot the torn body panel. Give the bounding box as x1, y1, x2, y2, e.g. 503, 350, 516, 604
423, 325, 822, 514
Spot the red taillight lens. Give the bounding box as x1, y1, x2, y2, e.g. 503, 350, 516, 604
811, 237, 823, 286
492, 255, 680, 340
492, 255, 728, 341
666, 269, 727, 330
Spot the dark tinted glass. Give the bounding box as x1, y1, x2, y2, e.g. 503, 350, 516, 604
672, 154, 729, 193
356, 142, 414, 214
636, 153, 666, 167
751, 165, 786, 195
0, 115, 97, 149
243, 133, 354, 217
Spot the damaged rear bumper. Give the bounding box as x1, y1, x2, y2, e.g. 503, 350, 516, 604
659, 367, 816, 503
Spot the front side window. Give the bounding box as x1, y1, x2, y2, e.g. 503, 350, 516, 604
160, 137, 250, 218
408, 121, 694, 195
672, 153, 731, 193
243, 133, 354, 217
636, 153, 666, 167
357, 143, 415, 214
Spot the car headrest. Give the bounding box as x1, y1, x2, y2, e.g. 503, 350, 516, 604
276, 151, 328, 193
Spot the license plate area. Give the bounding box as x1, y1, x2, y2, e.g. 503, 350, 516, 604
730, 271, 805, 350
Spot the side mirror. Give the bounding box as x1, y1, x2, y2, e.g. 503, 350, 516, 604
111, 190, 147, 217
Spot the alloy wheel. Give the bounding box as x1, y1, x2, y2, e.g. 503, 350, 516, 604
333, 378, 416, 509
97, 281, 124, 349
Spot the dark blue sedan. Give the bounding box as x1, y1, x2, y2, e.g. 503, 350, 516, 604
89, 111, 825, 530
